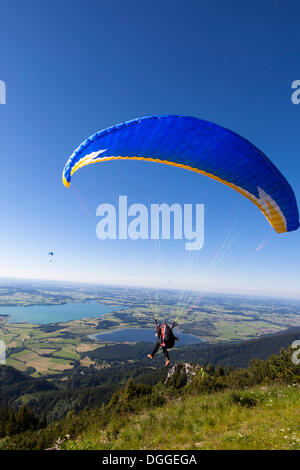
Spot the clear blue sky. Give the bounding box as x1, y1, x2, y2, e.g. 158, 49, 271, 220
0, 0, 299, 298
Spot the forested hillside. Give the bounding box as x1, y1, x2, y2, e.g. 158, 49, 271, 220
0, 346, 299, 450
1, 327, 300, 423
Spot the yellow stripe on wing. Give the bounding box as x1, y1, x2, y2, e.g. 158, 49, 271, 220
64, 154, 288, 233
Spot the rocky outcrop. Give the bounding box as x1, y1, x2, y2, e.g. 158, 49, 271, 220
165, 363, 200, 388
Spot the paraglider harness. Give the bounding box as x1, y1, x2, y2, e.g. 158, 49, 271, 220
155, 319, 179, 350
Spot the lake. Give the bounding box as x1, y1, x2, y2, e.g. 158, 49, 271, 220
0, 302, 121, 324
90, 327, 204, 345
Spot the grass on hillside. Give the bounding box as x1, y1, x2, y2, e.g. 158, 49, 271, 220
63, 384, 300, 450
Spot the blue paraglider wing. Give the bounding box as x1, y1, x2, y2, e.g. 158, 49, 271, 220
62, 115, 299, 233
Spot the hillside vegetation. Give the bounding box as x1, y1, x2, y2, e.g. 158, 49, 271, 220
65, 384, 300, 450
0, 347, 299, 450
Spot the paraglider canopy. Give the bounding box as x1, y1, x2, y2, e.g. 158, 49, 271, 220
62, 115, 299, 234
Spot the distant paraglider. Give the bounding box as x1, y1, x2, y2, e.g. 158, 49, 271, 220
48, 251, 54, 263
62, 115, 299, 234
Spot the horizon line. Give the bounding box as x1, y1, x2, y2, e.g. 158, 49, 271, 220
0, 275, 299, 302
